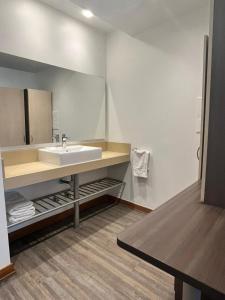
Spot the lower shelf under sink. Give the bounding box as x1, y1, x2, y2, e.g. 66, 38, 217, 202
7, 178, 124, 233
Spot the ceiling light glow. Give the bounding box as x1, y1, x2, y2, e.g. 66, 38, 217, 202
82, 9, 94, 18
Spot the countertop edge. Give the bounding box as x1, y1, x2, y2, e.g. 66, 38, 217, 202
4, 152, 130, 190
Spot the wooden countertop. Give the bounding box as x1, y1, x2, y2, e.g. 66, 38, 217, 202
118, 182, 225, 299
4, 151, 129, 190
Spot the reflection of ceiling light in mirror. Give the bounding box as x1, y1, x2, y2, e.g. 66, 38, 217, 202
82, 9, 94, 18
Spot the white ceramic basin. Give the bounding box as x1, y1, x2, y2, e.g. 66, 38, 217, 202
38, 145, 102, 166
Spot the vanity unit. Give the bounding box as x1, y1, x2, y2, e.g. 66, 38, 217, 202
0, 50, 122, 237
1, 141, 130, 234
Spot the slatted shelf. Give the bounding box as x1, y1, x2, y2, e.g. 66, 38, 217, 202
7, 178, 124, 233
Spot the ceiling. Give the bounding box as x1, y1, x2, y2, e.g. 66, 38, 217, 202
39, 0, 113, 33
39, 0, 208, 36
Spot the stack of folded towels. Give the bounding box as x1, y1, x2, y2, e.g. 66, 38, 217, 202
5, 191, 35, 224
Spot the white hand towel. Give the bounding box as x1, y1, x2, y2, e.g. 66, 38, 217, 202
132, 149, 150, 178
8, 210, 36, 224
7, 201, 34, 215
8, 206, 35, 217
5, 191, 35, 216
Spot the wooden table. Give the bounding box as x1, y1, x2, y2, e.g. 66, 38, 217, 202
117, 182, 225, 299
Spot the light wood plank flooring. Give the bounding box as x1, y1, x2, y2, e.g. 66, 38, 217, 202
0, 204, 174, 300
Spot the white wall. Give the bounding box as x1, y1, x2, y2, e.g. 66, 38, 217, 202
0, 0, 106, 77
107, 5, 209, 209
0, 160, 10, 269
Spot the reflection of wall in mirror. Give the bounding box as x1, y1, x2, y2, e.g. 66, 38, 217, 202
0, 87, 25, 147
37, 68, 106, 142
25, 89, 53, 145
0, 85, 53, 147
0, 63, 106, 147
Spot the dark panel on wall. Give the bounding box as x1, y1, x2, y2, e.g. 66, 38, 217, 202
204, 0, 225, 208
24, 89, 30, 145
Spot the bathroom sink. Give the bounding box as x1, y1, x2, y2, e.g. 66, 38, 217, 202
38, 145, 102, 166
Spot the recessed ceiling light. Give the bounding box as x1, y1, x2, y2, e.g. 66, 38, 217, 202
82, 9, 94, 18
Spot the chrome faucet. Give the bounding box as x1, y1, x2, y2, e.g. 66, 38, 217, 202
53, 133, 60, 143
62, 133, 68, 148
52, 128, 60, 143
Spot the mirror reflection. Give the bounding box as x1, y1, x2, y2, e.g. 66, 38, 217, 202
0, 53, 105, 147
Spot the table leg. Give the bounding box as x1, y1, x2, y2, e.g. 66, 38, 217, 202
175, 278, 201, 300
183, 283, 201, 300
175, 278, 183, 300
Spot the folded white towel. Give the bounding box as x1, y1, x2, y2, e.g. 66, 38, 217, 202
5, 191, 35, 216
8, 210, 36, 224
9, 206, 35, 217
132, 149, 150, 178
7, 201, 34, 215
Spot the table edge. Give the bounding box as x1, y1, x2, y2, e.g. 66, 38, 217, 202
117, 237, 225, 299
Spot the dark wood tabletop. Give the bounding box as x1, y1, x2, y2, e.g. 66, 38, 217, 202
117, 182, 225, 299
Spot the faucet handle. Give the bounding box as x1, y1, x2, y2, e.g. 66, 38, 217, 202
53, 133, 60, 143
62, 133, 70, 142
62, 133, 67, 140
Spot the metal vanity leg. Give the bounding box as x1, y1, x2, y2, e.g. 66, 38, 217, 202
72, 174, 80, 228
74, 201, 79, 228
120, 182, 126, 199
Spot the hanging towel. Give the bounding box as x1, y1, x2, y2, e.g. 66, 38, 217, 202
132, 149, 150, 178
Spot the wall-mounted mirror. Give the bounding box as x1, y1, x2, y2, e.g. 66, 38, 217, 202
0, 52, 106, 147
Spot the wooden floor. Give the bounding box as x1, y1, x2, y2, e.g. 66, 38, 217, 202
0, 204, 174, 300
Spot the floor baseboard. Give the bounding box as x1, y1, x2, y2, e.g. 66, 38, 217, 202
108, 195, 152, 213
0, 264, 15, 281
119, 199, 152, 213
